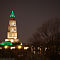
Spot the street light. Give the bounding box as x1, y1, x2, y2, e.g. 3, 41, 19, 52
24, 47, 29, 50
10, 47, 15, 49
17, 45, 22, 49
4, 45, 9, 49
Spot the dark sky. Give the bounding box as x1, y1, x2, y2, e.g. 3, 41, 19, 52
0, 0, 60, 43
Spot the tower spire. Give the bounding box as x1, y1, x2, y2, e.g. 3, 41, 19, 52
5, 10, 19, 43
10, 10, 15, 17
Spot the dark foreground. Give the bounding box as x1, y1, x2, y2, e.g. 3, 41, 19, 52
0, 49, 60, 60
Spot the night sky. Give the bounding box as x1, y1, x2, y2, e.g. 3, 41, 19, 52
0, 0, 60, 43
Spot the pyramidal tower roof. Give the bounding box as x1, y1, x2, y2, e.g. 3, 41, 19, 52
10, 10, 15, 17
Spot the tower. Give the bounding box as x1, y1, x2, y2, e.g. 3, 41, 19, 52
5, 10, 19, 43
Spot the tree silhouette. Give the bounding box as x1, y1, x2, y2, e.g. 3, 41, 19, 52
29, 18, 60, 60
30, 18, 60, 45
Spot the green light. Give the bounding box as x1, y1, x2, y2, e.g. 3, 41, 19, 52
10, 10, 15, 18
12, 10, 13, 13
0, 41, 13, 45
0, 43, 4, 45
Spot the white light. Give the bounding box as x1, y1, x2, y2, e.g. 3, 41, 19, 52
24, 47, 29, 50
5, 39, 8, 41
10, 47, 15, 49
10, 29, 16, 32
14, 37, 17, 39
11, 39, 14, 42
21, 43, 23, 45
13, 24, 16, 26
45, 47, 47, 51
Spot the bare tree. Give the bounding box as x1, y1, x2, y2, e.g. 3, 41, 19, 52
29, 18, 60, 47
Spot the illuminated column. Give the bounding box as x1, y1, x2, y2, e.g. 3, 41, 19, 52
8, 17, 17, 39
5, 10, 19, 43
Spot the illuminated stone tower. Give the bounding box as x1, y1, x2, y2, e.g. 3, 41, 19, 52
5, 10, 19, 43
